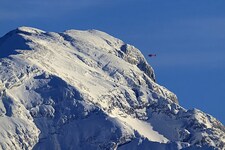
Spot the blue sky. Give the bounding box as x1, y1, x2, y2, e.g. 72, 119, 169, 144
1, 0, 225, 124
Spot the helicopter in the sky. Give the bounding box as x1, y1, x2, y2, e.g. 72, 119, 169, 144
148, 54, 157, 57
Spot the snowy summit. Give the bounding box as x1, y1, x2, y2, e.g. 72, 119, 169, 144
0, 27, 224, 150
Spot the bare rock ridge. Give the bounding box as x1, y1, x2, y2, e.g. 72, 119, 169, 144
0, 27, 224, 150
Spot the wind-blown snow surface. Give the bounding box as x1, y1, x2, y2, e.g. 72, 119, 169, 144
0, 27, 224, 150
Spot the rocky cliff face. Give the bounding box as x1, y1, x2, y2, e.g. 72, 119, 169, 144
0, 27, 224, 150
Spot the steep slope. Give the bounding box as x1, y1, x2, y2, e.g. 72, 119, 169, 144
0, 27, 224, 150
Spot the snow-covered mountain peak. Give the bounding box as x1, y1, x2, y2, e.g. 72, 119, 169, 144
17, 26, 45, 34
0, 27, 224, 150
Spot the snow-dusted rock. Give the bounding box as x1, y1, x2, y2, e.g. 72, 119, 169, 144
0, 27, 224, 150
